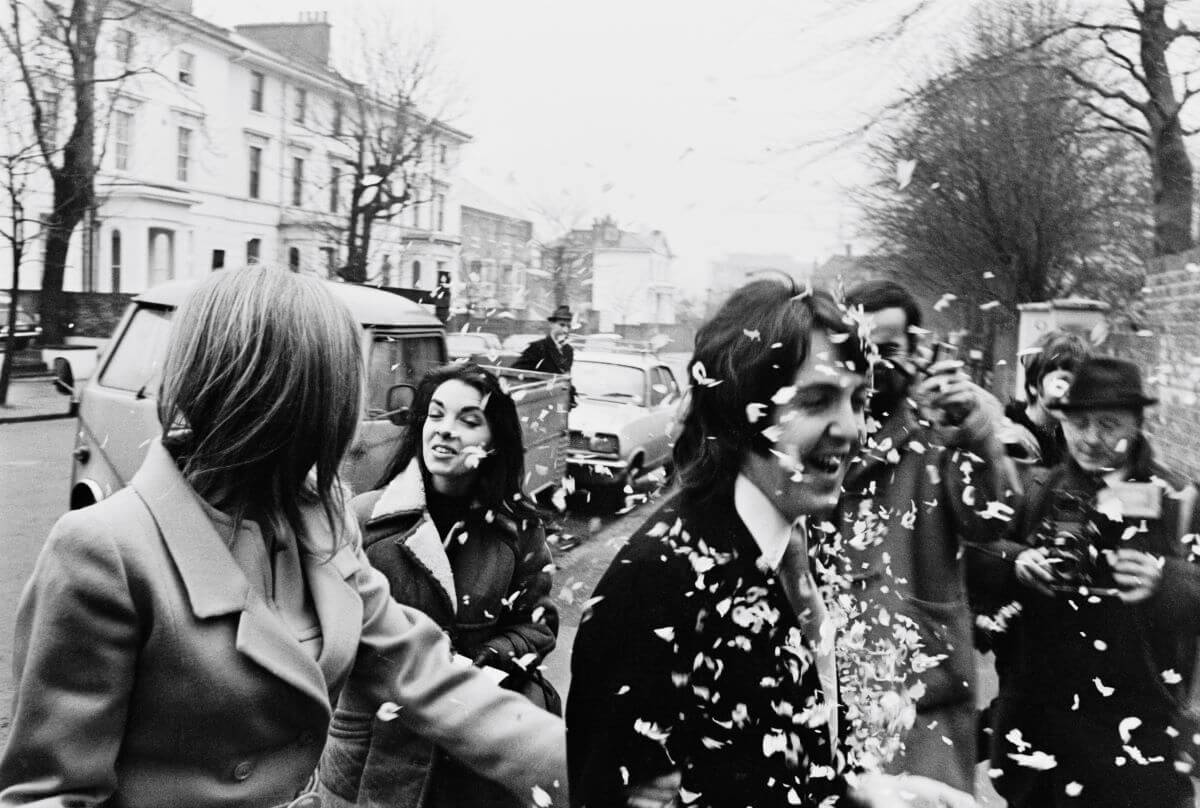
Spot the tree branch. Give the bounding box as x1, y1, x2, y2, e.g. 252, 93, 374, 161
1065, 67, 1149, 115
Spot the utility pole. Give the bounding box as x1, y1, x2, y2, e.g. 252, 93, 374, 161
0, 201, 26, 406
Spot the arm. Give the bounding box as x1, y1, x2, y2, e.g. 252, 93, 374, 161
346, 538, 566, 805
567, 537, 689, 808
477, 517, 559, 671
512, 340, 543, 372
0, 510, 140, 807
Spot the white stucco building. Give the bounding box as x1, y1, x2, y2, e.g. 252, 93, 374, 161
0, 0, 468, 296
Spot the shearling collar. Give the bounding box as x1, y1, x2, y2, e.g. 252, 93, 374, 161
370, 461, 427, 519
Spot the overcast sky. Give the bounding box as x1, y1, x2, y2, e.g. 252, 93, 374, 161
197, 0, 965, 293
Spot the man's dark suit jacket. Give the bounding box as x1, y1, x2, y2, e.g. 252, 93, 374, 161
513, 336, 574, 375
566, 481, 849, 808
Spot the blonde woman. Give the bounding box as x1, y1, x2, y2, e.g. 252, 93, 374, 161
0, 267, 565, 808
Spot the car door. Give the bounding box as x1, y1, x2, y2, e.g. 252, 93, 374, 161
644, 366, 680, 468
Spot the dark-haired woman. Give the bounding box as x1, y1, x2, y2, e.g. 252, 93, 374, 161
318, 363, 559, 808
0, 268, 564, 808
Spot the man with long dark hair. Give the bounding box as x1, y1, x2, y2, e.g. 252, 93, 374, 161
566, 280, 976, 808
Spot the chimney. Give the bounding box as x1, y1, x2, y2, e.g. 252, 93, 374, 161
236, 13, 332, 68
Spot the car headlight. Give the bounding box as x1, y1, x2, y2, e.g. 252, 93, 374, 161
589, 434, 619, 454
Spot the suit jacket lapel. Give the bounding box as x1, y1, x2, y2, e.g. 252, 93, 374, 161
131, 441, 331, 711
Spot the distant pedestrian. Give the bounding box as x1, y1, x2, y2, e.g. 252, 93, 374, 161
567, 279, 976, 808
514, 305, 575, 376
0, 267, 565, 808
317, 362, 559, 808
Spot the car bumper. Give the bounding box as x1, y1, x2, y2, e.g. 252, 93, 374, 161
567, 455, 627, 485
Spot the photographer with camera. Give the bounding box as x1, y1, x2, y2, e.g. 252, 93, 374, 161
835, 281, 1018, 793
978, 356, 1200, 808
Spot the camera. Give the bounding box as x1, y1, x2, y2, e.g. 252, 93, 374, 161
1034, 492, 1119, 595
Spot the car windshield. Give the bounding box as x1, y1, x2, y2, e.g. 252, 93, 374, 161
99, 306, 174, 395
573, 361, 645, 403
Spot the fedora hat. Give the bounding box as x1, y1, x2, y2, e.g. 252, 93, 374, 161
548, 305, 573, 323
1048, 355, 1157, 412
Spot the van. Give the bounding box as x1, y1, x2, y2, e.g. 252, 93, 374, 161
67, 277, 572, 511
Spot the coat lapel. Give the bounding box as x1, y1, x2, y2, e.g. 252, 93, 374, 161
301, 534, 363, 693
130, 441, 331, 711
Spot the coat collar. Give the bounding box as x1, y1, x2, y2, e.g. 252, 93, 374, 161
369, 460, 458, 606
130, 441, 361, 711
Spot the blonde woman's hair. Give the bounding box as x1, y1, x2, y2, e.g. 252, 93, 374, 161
158, 266, 362, 546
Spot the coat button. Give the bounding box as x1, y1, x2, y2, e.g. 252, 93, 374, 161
232, 760, 253, 781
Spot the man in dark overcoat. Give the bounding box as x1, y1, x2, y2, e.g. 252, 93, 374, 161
514, 305, 575, 375
566, 279, 977, 808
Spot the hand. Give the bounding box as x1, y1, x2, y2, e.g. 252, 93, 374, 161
912, 364, 998, 444
625, 771, 681, 808
850, 772, 978, 808
1015, 548, 1056, 596
1110, 548, 1164, 603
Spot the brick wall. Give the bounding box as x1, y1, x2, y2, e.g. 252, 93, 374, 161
1107, 248, 1200, 481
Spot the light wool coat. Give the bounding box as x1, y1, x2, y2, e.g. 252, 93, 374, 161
0, 442, 565, 808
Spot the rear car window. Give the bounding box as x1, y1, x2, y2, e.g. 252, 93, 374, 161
366, 335, 444, 417
99, 307, 174, 394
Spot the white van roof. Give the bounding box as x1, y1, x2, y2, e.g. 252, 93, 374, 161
134, 273, 443, 328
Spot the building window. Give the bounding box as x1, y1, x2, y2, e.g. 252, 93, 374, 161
114, 28, 134, 64
294, 87, 307, 124
148, 228, 175, 285
291, 157, 305, 206
332, 101, 343, 136
211, 249, 225, 269
178, 51, 194, 86
176, 127, 191, 183
114, 110, 132, 171
412, 260, 422, 287
110, 230, 121, 293
438, 144, 447, 165
409, 201, 420, 229
248, 146, 262, 199
250, 71, 264, 112
288, 246, 300, 272
329, 165, 340, 212
320, 246, 336, 275
246, 238, 261, 265
435, 193, 445, 232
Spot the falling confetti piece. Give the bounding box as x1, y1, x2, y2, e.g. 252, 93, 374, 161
653, 627, 676, 641
1163, 669, 1183, 684
1008, 751, 1058, 770
980, 300, 1001, 311
532, 786, 553, 807
1065, 782, 1083, 797
896, 158, 917, 190
377, 702, 402, 722
746, 402, 768, 424
1094, 677, 1115, 697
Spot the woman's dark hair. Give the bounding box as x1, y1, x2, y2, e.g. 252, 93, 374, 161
379, 363, 528, 511
1022, 329, 1091, 399
673, 279, 867, 498
844, 279, 923, 352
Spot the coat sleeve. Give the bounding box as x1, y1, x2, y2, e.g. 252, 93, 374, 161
480, 516, 559, 670
0, 509, 141, 808
566, 536, 690, 808
1150, 483, 1200, 632
345, 536, 567, 806
512, 340, 543, 372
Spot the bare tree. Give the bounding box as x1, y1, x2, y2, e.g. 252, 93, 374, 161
324, 15, 457, 284
857, 1, 1150, 379
0, 138, 42, 406
0, 0, 148, 343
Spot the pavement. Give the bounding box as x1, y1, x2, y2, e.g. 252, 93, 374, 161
0, 376, 75, 424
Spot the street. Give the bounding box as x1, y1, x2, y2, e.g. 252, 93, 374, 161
0, 417, 663, 748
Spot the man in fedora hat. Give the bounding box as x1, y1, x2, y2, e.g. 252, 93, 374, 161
514, 305, 576, 376
973, 355, 1200, 808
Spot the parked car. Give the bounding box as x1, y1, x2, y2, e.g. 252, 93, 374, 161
0, 291, 41, 350
566, 351, 683, 502
65, 275, 570, 510
573, 332, 622, 352
446, 331, 502, 361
